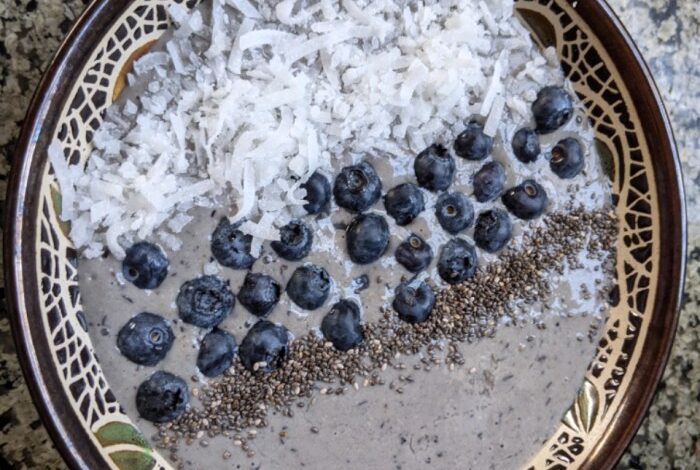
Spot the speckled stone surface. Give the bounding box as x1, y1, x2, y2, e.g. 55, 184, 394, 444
0, 1, 697, 468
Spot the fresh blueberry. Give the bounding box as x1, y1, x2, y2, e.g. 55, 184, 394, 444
301, 171, 331, 215
414, 144, 455, 191
136, 371, 188, 423
196, 329, 238, 378
550, 137, 585, 178
454, 121, 493, 161
502, 180, 548, 220
176, 275, 235, 328
473, 161, 506, 202
286, 264, 331, 310
474, 209, 512, 253
237, 273, 281, 317
438, 238, 477, 284
122, 242, 169, 290
239, 320, 289, 372
346, 213, 390, 264
210, 218, 255, 269
392, 280, 435, 324
383, 183, 425, 226
532, 86, 574, 134
435, 192, 474, 234
512, 127, 540, 163
333, 160, 382, 212
271, 220, 313, 261
117, 312, 174, 366
395, 234, 433, 273
321, 299, 364, 352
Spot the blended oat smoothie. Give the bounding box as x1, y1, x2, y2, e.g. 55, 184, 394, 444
50, 0, 617, 468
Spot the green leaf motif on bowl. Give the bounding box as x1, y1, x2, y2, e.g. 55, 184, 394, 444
109, 450, 156, 470
595, 138, 616, 182
95, 422, 155, 470
50, 185, 71, 238
95, 422, 151, 449
562, 379, 600, 434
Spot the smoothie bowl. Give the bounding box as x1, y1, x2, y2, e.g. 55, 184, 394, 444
4, 0, 685, 469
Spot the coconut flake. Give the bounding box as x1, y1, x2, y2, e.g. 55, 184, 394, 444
342, 0, 390, 38
161, 180, 216, 208
123, 100, 137, 115
479, 50, 507, 116
167, 213, 193, 233
166, 41, 187, 75
133, 52, 169, 75
168, 3, 190, 24
239, 29, 299, 51
479, 1, 499, 34
159, 231, 183, 251
227, 0, 262, 19
230, 160, 256, 223
227, 18, 256, 73
276, 0, 314, 25
105, 224, 126, 259
484, 95, 506, 137
240, 214, 280, 241
285, 26, 373, 64
203, 260, 221, 275
399, 59, 429, 104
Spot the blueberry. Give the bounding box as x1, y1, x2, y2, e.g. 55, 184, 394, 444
333, 160, 382, 212
116, 312, 174, 366
512, 127, 540, 163
176, 275, 235, 328
239, 320, 289, 372
395, 234, 433, 273
473, 161, 506, 202
321, 299, 364, 352
414, 144, 455, 191
435, 192, 474, 234
346, 213, 390, 264
196, 329, 238, 378
301, 171, 331, 215
383, 183, 425, 226
271, 220, 313, 261
286, 264, 331, 310
474, 209, 512, 253
122, 242, 169, 290
532, 86, 574, 134
502, 180, 548, 220
438, 238, 477, 284
392, 280, 435, 324
136, 371, 188, 423
550, 137, 585, 178
454, 121, 493, 161
210, 218, 255, 269
238, 273, 281, 317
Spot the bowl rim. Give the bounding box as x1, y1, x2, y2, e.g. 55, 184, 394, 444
569, 0, 686, 463
3, 0, 686, 469
4, 2, 131, 468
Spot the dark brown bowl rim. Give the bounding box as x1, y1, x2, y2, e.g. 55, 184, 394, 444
3, 1, 686, 469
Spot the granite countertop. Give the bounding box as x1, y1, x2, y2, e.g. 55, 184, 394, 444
0, 0, 697, 468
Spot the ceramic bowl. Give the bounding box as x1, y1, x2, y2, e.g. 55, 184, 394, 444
4, 1, 685, 469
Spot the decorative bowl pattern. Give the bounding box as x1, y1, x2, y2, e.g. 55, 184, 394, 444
4, 0, 685, 469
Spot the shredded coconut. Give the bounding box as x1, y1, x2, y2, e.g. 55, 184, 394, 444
50, 0, 564, 258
